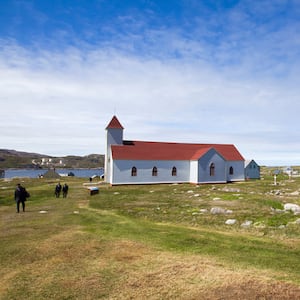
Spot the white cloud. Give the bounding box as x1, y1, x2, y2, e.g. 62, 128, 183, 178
1, 13, 300, 166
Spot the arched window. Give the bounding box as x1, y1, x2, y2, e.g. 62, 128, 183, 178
229, 166, 234, 175
210, 163, 215, 176
131, 166, 137, 176
152, 166, 158, 176
172, 166, 177, 176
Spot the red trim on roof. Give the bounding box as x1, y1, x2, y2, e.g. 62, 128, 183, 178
111, 141, 244, 161
106, 115, 124, 129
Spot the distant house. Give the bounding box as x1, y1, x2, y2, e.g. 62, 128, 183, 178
105, 116, 246, 185
245, 159, 260, 179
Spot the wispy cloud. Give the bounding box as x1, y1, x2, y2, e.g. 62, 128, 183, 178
1, 1, 300, 165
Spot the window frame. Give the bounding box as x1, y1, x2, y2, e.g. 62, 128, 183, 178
131, 166, 137, 176
152, 166, 158, 176
210, 163, 215, 176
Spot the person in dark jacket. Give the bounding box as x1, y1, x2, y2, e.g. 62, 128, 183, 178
14, 183, 29, 213
55, 182, 62, 198
62, 183, 69, 198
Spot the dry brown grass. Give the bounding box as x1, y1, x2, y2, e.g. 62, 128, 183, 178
103, 240, 300, 300
1, 177, 300, 299
4, 224, 298, 299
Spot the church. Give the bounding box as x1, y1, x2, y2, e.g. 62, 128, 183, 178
105, 115, 245, 185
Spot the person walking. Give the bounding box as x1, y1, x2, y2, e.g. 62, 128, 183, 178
55, 182, 62, 198
62, 183, 69, 198
14, 183, 29, 213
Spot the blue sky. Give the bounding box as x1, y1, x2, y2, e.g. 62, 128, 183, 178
1, 0, 300, 165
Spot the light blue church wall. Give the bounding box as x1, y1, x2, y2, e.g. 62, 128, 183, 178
226, 161, 245, 182
112, 160, 191, 185
197, 149, 226, 183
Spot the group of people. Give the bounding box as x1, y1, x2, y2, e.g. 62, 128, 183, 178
55, 182, 69, 198
14, 181, 69, 213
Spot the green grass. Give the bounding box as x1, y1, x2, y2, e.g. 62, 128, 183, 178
1, 172, 300, 299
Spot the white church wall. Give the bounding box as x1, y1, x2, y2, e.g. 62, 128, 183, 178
111, 159, 191, 185
105, 128, 123, 183
190, 160, 199, 184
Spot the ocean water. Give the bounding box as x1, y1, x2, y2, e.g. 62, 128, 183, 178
3, 168, 104, 179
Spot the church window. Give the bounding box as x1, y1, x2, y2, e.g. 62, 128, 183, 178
210, 163, 215, 176
152, 166, 158, 176
131, 166, 137, 176
229, 166, 234, 175
172, 166, 177, 176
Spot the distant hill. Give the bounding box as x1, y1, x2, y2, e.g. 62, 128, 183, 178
0, 149, 104, 169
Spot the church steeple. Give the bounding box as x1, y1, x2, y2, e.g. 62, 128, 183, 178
105, 115, 124, 183
106, 115, 124, 130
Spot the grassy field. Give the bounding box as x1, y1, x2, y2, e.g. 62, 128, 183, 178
1, 169, 300, 299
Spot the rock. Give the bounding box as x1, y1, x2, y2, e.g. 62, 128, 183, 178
225, 219, 237, 225
210, 207, 226, 214
225, 209, 233, 214
284, 203, 300, 213
221, 187, 240, 193
241, 220, 253, 228
199, 209, 208, 213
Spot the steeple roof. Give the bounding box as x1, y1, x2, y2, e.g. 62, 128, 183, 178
106, 115, 124, 129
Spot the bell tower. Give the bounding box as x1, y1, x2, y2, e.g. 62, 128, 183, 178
105, 115, 124, 183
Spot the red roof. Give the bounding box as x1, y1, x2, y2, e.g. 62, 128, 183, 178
111, 141, 244, 161
106, 115, 124, 129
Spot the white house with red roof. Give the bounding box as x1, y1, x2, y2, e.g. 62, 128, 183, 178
105, 116, 245, 185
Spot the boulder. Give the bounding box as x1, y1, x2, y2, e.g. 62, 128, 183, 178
225, 219, 237, 225
241, 220, 253, 228
210, 207, 226, 214
284, 203, 300, 213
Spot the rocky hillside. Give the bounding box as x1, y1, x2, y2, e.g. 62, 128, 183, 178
0, 149, 104, 169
